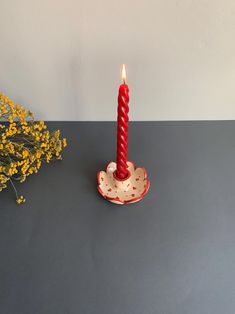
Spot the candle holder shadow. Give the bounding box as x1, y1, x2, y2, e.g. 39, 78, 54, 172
97, 161, 150, 204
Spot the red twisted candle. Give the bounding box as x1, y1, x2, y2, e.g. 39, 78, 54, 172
116, 65, 129, 180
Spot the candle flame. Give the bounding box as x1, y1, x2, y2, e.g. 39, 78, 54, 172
122, 64, 127, 84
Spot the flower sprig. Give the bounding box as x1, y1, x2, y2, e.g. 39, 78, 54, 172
0, 93, 67, 203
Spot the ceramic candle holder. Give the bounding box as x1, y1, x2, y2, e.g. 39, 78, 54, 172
97, 161, 150, 204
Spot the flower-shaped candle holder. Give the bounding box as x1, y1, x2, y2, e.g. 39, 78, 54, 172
97, 161, 150, 204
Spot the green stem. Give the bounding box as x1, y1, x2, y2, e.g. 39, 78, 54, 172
9, 178, 18, 198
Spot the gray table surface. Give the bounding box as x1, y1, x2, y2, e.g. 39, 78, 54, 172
1, 121, 235, 314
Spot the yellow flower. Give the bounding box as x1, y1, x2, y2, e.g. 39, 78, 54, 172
16, 195, 26, 204
0, 92, 68, 203
63, 138, 67, 147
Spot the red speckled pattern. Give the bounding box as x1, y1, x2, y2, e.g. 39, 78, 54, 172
97, 161, 150, 204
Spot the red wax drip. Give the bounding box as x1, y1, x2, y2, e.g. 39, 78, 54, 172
116, 84, 129, 179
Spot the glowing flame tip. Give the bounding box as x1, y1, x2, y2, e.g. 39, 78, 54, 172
121, 64, 127, 83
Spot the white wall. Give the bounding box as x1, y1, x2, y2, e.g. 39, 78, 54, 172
0, 0, 235, 121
